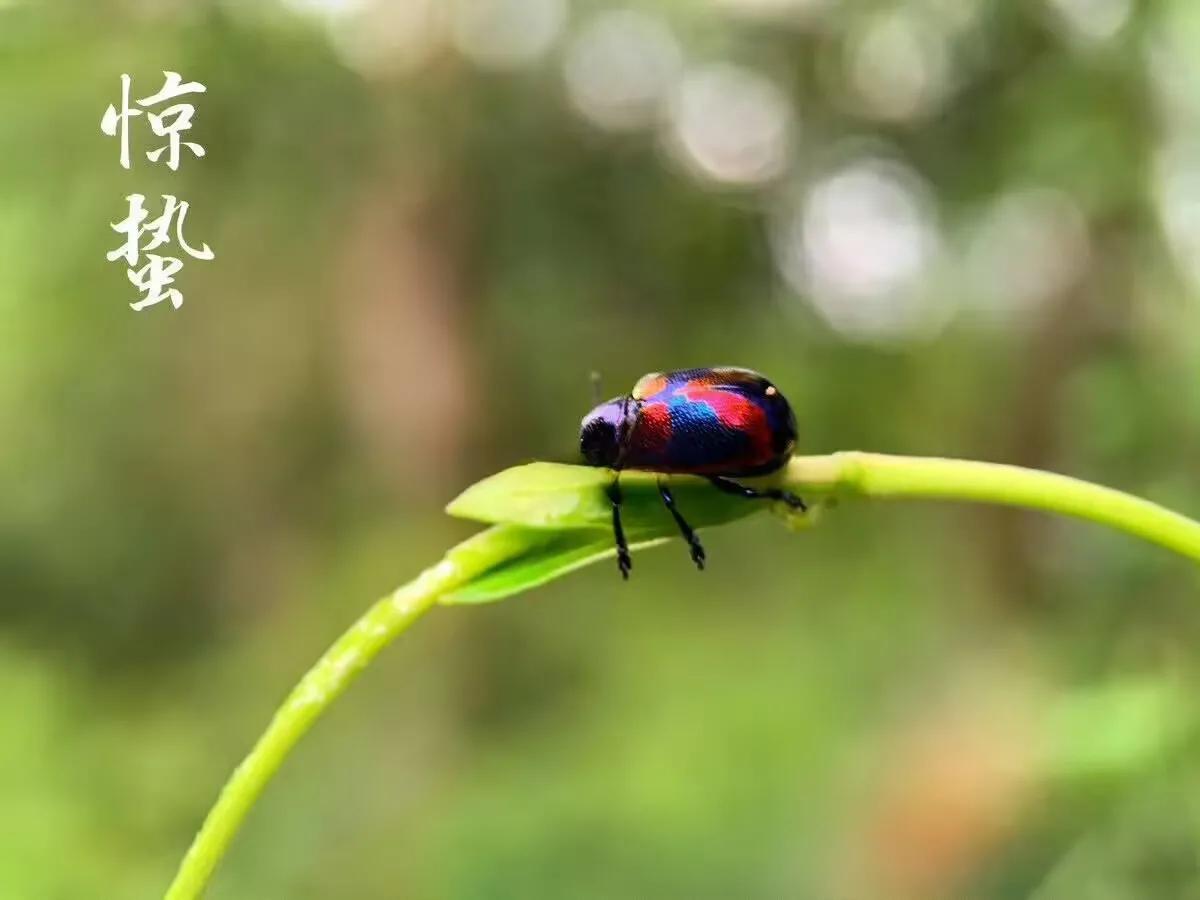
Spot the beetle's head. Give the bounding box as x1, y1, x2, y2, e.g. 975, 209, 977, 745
580, 397, 625, 468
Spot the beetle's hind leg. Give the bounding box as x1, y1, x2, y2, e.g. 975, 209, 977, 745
707, 475, 808, 512
606, 478, 632, 580
658, 479, 706, 571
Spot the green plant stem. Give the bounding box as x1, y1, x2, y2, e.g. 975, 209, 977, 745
780, 452, 1200, 562
164, 453, 1200, 899
163, 527, 538, 900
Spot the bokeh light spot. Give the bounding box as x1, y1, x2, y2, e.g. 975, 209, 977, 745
452, 0, 566, 70
563, 10, 682, 132
773, 156, 946, 342
964, 188, 1091, 326
1044, 0, 1132, 45
666, 63, 793, 188
713, 0, 830, 25
845, 10, 952, 123
327, 0, 446, 76
1156, 142, 1200, 289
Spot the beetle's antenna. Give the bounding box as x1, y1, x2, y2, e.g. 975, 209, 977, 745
590, 370, 603, 406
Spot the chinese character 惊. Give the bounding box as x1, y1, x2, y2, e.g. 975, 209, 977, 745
101, 71, 207, 171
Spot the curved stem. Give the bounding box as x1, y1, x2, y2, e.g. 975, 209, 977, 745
163, 526, 538, 900
164, 454, 1200, 899
780, 452, 1200, 562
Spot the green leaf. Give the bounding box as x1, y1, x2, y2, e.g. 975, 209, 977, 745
439, 463, 823, 604
445, 462, 765, 533
440, 525, 669, 605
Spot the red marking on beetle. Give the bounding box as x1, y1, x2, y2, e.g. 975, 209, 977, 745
677, 382, 765, 430
636, 401, 673, 453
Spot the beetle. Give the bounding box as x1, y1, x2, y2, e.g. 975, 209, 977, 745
580, 367, 805, 578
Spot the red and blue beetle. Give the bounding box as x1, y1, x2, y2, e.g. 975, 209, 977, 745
580, 366, 805, 578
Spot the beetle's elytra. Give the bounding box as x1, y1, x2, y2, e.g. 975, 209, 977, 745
580, 367, 805, 578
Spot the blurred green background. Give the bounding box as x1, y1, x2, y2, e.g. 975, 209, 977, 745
5, 0, 1200, 897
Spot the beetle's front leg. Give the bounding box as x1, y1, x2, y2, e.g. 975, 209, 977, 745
606, 478, 632, 579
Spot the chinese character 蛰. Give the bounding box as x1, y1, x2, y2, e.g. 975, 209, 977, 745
107, 193, 214, 311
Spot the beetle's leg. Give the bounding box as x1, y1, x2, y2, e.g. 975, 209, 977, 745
606, 477, 632, 579
658, 479, 706, 571
707, 475, 808, 512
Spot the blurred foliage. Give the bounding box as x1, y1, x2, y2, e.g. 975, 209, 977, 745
4, 0, 1200, 896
